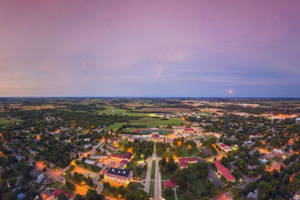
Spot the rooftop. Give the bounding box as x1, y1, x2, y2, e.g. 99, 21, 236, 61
214, 161, 235, 182
107, 167, 131, 178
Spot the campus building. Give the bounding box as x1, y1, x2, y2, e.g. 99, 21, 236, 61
178, 157, 198, 169
104, 167, 133, 185
214, 161, 235, 182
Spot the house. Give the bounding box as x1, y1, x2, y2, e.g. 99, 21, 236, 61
164, 180, 178, 189
247, 189, 259, 200
104, 167, 133, 185
178, 157, 198, 169
258, 158, 269, 165
214, 161, 235, 182
217, 142, 232, 153
84, 159, 96, 165
266, 161, 287, 173
265, 149, 288, 160
110, 152, 132, 161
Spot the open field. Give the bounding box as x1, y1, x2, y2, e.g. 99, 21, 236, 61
151, 160, 156, 180
129, 117, 184, 128
141, 107, 191, 113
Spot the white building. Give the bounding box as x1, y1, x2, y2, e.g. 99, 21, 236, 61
296, 118, 300, 125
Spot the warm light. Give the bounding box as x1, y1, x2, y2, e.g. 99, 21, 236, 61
173, 155, 177, 161
36, 161, 46, 170
127, 147, 133, 153
55, 129, 60, 133
75, 184, 89, 196
177, 140, 182, 147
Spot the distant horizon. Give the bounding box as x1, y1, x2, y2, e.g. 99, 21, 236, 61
1, 96, 300, 99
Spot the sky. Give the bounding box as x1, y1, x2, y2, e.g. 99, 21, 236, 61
0, 0, 300, 97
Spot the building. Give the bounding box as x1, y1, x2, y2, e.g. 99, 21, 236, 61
259, 158, 269, 165
214, 161, 235, 182
216, 142, 232, 153
265, 161, 287, 173
178, 157, 198, 169
296, 118, 300, 125
104, 167, 133, 185
164, 180, 178, 189
110, 152, 132, 161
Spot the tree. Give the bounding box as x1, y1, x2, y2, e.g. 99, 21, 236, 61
86, 189, 104, 200
74, 194, 85, 200
232, 188, 242, 200
65, 180, 75, 192
5, 192, 17, 200
57, 193, 68, 200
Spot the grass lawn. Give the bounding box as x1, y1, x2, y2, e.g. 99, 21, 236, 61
129, 117, 185, 128
150, 180, 155, 197
104, 122, 126, 131
161, 171, 173, 181
151, 160, 156, 180
0, 117, 22, 125
98, 105, 129, 115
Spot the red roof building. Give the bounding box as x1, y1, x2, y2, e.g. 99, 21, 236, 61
151, 132, 159, 139
111, 152, 132, 161
214, 161, 235, 182
179, 157, 198, 168
164, 180, 178, 188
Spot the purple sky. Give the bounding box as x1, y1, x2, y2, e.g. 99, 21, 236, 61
1, 0, 300, 97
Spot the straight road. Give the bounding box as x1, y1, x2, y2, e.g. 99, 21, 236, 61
144, 143, 156, 193
144, 157, 152, 193
154, 156, 162, 200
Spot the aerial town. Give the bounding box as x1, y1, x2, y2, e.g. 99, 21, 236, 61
0, 98, 299, 200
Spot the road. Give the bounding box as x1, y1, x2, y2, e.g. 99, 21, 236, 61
144, 142, 157, 193
144, 156, 152, 193
210, 174, 261, 200
154, 156, 162, 200
79, 142, 104, 160
144, 142, 162, 200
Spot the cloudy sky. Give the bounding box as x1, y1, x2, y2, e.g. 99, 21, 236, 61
0, 0, 300, 97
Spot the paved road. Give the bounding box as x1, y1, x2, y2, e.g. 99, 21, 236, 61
154, 156, 162, 200
79, 142, 104, 160
144, 142, 156, 193
144, 157, 152, 193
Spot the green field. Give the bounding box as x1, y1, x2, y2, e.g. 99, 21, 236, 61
129, 117, 184, 128
151, 160, 156, 180
150, 180, 155, 197
139, 129, 172, 135
104, 122, 126, 131
0, 117, 22, 125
